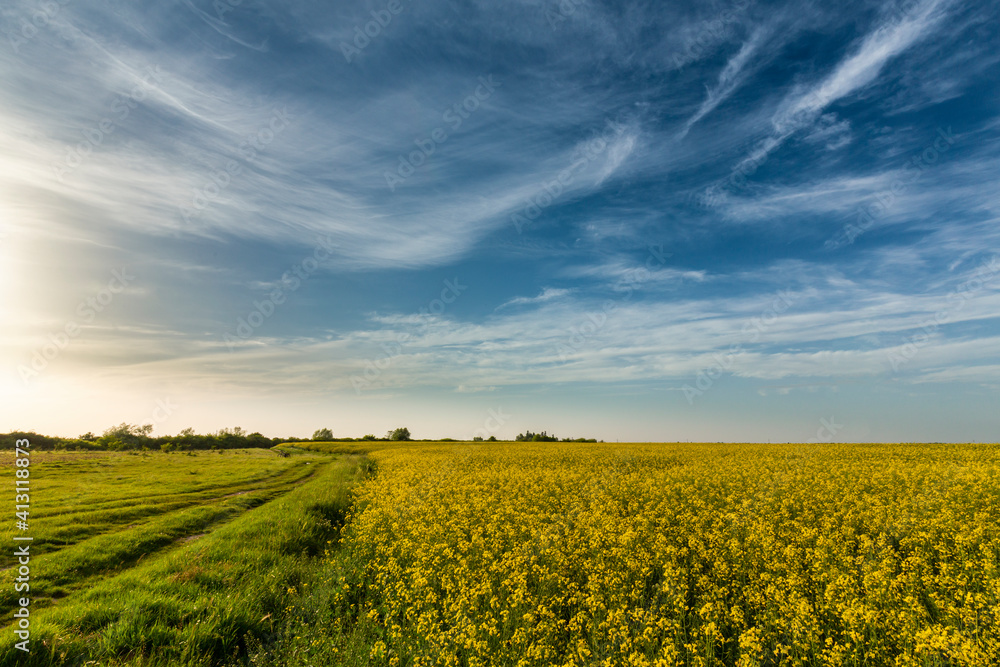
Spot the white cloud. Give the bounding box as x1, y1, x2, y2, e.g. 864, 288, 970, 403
595, 130, 639, 185
497, 287, 572, 310
19, 255, 998, 397
733, 0, 949, 174
678, 28, 767, 140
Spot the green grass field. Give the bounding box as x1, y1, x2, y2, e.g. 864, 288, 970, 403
0, 447, 369, 666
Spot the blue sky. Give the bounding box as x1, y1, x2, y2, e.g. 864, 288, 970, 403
2, 0, 999, 441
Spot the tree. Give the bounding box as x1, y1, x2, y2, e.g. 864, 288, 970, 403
99, 423, 154, 449
313, 427, 333, 441
388, 427, 411, 441
515, 430, 558, 442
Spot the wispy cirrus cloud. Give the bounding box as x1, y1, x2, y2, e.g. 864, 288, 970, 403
678, 27, 769, 141
732, 0, 950, 175
496, 287, 573, 310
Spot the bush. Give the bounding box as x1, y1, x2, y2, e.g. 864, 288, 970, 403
0, 431, 59, 450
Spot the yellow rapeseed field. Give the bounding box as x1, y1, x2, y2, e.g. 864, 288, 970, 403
334, 442, 1000, 667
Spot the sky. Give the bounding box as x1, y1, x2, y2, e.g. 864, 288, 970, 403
1, 0, 999, 442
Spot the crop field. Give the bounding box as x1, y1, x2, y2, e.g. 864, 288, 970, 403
2, 442, 999, 667
315, 442, 1000, 667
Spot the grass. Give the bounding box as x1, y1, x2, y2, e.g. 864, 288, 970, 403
0, 448, 369, 666
0, 449, 310, 557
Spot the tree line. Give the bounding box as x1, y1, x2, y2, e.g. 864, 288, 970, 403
514, 430, 599, 442
0, 425, 289, 451
1, 424, 599, 451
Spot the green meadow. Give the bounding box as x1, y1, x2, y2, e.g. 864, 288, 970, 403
0, 447, 369, 666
